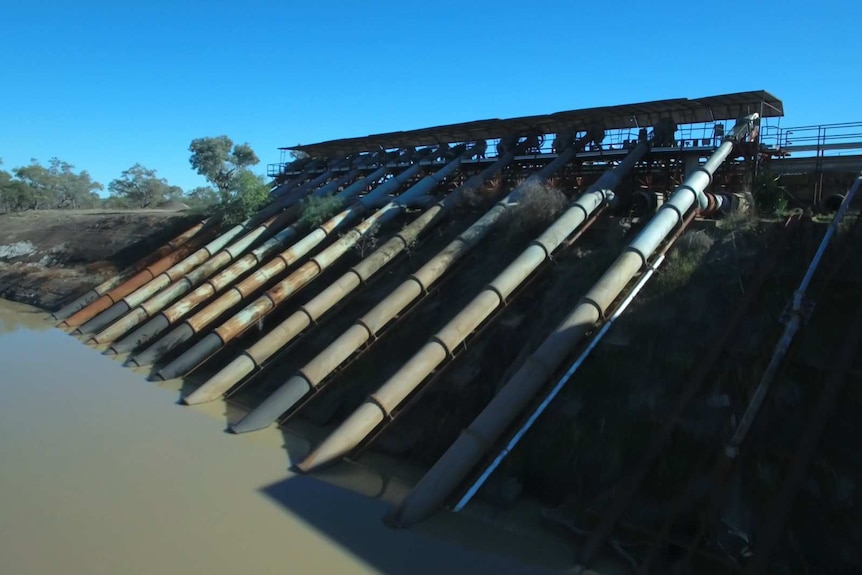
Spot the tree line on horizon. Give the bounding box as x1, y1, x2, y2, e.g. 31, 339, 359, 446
0, 136, 272, 222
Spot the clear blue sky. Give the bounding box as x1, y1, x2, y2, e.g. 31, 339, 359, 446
1, 0, 859, 193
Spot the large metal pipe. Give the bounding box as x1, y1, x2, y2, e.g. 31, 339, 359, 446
51, 219, 209, 320
88, 212, 291, 344
454, 251, 669, 512
724, 167, 861, 459
98, 170, 371, 350
84, 165, 391, 339
387, 114, 759, 527
297, 141, 650, 471
270, 161, 338, 199
155, 150, 473, 380
576, 215, 800, 568
110, 168, 388, 355
77, 212, 286, 336
744, 289, 862, 573
254, 168, 360, 226
60, 163, 326, 330
185, 153, 517, 405
132, 161, 428, 369
231, 133, 591, 434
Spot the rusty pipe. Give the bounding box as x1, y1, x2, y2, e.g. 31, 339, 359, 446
61, 163, 327, 331
84, 166, 388, 339
51, 219, 209, 320
154, 152, 473, 379
89, 212, 293, 344
386, 114, 759, 527
231, 133, 591, 434
101, 170, 372, 351
297, 141, 650, 471
185, 154, 517, 405
133, 162, 426, 370
78, 211, 285, 336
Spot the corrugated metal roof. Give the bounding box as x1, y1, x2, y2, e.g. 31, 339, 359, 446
286, 90, 783, 156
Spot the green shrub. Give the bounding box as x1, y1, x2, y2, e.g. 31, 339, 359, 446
299, 194, 343, 227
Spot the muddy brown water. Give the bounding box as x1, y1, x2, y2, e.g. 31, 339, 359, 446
0, 299, 583, 575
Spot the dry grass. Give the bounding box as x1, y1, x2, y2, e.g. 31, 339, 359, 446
504, 179, 567, 237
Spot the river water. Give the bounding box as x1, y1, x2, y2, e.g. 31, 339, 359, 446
0, 299, 577, 575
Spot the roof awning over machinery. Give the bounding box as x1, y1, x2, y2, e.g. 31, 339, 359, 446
287, 90, 783, 156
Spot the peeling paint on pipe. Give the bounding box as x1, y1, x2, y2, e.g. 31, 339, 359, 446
133, 162, 425, 369
297, 141, 650, 471
89, 213, 291, 344
231, 135, 589, 434
78, 215, 281, 336
156, 153, 471, 379
185, 154, 516, 405
51, 219, 209, 320
386, 114, 759, 527
102, 171, 369, 352
61, 164, 326, 330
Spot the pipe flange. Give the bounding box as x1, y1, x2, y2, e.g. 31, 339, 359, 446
368, 394, 393, 420
430, 335, 454, 358
578, 296, 605, 322
355, 319, 376, 341
240, 350, 261, 370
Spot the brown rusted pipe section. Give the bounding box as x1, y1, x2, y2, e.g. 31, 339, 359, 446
166, 150, 469, 379
387, 114, 759, 527
185, 153, 517, 405
297, 140, 650, 471
77, 213, 285, 336
52, 219, 209, 320
131, 208, 357, 368
63, 160, 337, 331
134, 162, 427, 370
88, 212, 295, 344
105, 171, 373, 354
577, 215, 800, 568
59, 227, 220, 329
231, 133, 590, 434
96, 169, 371, 348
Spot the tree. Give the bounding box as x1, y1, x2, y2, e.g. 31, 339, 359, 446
12, 158, 102, 209
185, 186, 220, 209
219, 170, 270, 225
108, 163, 182, 208
188, 136, 260, 199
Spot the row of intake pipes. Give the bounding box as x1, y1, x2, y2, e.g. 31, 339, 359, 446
54, 114, 759, 528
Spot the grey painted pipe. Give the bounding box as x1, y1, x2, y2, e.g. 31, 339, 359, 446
297, 141, 650, 471
134, 162, 427, 370
74, 162, 332, 335
270, 162, 337, 199
101, 170, 368, 351
60, 162, 327, 330
254, 167, 360, 225
387, 114, 759, 527
51, 219, 210, 320
725, 167, 861, 459
455, 252, 668, 512
89, 213, 291, 345
111, 167, 391, 355
185, 154, 517, 405
155, 152, 472, 379
113, 168, 387, 353
232, 135, 590, 434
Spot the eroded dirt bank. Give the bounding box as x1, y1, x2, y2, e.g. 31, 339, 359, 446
0, 209, 199, 309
